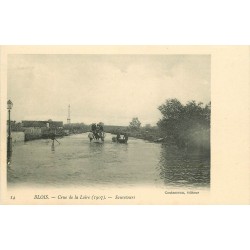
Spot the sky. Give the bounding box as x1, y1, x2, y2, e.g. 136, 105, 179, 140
7, 54, 210, 126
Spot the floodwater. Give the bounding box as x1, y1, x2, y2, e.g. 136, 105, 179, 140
8, 133, 210, 188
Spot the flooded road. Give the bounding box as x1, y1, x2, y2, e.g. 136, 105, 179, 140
8, 133, 210, 188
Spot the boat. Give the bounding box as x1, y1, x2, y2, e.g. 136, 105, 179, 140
112, 134, 128, 144
117, 138, 128, 144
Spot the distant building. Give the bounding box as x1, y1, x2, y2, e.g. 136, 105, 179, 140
21, 120, 63, 141
7, 121, 23, 131
22, 120, 63, 129
24, 127, 42, 135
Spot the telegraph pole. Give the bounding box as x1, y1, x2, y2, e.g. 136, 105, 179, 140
7, 100, 13, 160
67, 104, 71, 124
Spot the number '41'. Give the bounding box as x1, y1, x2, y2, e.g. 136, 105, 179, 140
10, 196, 15, 200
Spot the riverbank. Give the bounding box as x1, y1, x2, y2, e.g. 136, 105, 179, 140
112, 129, 210, 155
127, 131, 165, 143
106, 127, 163, 143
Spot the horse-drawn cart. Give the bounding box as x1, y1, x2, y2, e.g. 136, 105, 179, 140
88, 131, 105, 142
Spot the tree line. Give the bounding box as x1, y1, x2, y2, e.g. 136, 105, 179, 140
128, 98, 210, 152
157, 98, 210, 151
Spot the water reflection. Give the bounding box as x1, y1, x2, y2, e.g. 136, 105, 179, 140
158, 145, 210, 188
88, 141, 104, 151
7, 134, 210, 188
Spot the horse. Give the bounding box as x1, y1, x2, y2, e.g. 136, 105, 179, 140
88, 132, 94, 142
88, 131, 105, 142
97, 131, 105, 142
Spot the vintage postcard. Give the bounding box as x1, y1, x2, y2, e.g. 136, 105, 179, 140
0, 46, 249, 204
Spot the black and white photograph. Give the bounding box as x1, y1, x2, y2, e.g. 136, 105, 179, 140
6, 52, 211, 190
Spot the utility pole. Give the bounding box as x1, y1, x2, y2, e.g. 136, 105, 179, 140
7, 100, 13, 160
67, 104, 71, 124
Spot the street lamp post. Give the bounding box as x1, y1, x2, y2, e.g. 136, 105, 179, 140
7, 100, 13, 159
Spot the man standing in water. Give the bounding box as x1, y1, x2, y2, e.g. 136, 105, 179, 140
50, 132, 60, 150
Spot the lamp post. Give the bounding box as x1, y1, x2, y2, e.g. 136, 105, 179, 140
7, 100, 13, 159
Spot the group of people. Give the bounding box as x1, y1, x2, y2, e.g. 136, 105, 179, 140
91, 123, 104, 133
91, 122, 104, 140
